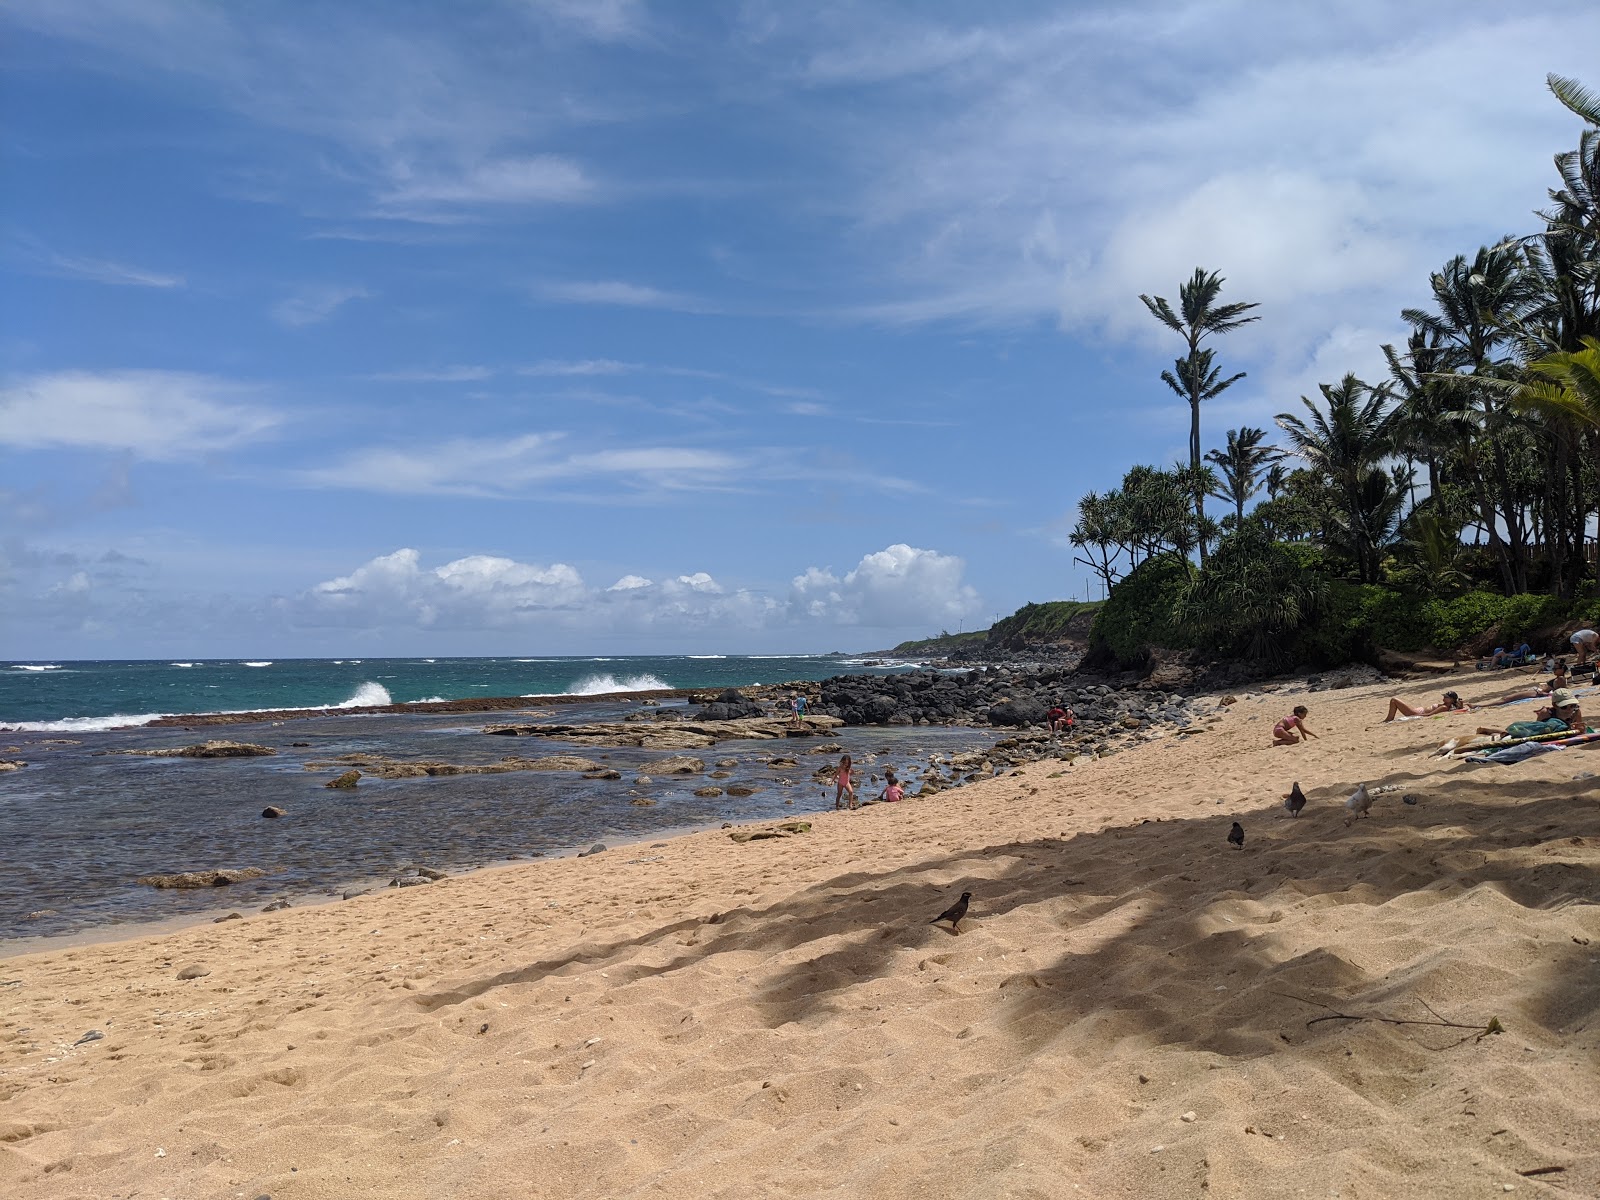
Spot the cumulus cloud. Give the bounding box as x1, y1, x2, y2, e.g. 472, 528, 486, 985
0, 369, 276, 459
788, 544, 980, 629
297, 542, 981, 640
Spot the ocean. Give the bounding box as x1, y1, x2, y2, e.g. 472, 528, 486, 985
0, 654, 926, 732
0, 656, 998, 949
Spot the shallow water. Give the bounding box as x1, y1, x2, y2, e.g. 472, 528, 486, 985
0, 699, 997, 945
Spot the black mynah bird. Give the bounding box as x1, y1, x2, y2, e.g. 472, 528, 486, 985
1227, 821, 1245, 850
931, 891, 971, 933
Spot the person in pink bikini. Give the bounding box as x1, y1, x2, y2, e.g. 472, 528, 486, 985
1273, 705, 1318, 746
834, 754, 857, 810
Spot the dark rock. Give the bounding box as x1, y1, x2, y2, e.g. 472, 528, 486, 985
630, 797, 657, 806
261, 899, 292, 912
325, 770, 361, 789
139, 867, 266, 889
213, 911, 243, 922
582, 768, 623, 781
261, 806, 287, 819
74, 1030, 104, 1046
578, 843, 607, 857
118, 740, 276, 759
694, 786, 724, 797
415, 866, 447, 880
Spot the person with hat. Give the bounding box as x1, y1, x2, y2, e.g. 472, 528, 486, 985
1476, 688, 1585, 740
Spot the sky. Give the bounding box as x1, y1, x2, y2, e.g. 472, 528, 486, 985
3, 0, 1598, 659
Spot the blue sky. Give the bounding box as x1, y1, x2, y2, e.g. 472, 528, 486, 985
3, 1, 1598, 658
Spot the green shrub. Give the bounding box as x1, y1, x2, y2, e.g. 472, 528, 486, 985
988, 600, 1103, 647
1088, 555, 1194, 666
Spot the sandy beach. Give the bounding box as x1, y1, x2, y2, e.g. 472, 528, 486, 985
3, 670, 1598, 1199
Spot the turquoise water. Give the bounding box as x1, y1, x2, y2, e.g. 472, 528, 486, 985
0, 654, 922, 730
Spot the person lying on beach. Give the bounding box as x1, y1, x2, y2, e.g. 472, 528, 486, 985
1272, 706, 1318, 746
834, 753, 857, 810
1475, 689, 1583, 740
1382, 690, 1468, 721
1479, 661, 1568, 707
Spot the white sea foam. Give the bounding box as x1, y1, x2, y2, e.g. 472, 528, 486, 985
242, 661, 273, 667
686, 654, 726, 659
422, 658, 436, 663
409, 695, 447, 704
523, 672, 673, 698
12, 664, 63, 672
335, 682, 393, 708
171, 662, 196, 668
1, 712, 167, 732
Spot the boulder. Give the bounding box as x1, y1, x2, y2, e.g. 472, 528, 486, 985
698, 689, 765, 720
261, 806, 287, 819
652, 755, 705, 775
138, 867, 266, 889
121, 740, 276, 759
325, 770, 361, 789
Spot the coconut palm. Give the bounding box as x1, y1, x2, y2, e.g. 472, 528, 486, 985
1140, 269, 1260, 559
1204, 426, 1279, 525
1512, 338, 1600, 429
1276, 375, 1397, 584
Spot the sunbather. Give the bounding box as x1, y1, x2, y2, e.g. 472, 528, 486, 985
1382, 690, 1468, 721
1476, 689, 1583, 739
1479, 661, 1568, 706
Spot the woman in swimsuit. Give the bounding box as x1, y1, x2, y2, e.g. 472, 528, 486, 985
1273, 705, 1318, 746
1382, 690, 1468, 721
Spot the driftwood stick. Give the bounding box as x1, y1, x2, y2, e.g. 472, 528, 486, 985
1270, 991, 1504, 1041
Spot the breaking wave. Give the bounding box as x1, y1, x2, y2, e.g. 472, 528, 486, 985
334, 682, 393, 708
0, 712, 166, 733
523, 673, 673, 697
242, 661, 273, 668
12, 664, 63, 672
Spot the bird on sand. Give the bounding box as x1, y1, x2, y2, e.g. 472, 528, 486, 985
1345, 782, 1372, 822
1284, 782, 1307, 818
931, 891, 971, 933
1227, 821, 1245, 850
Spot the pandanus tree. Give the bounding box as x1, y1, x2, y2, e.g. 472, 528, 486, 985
1204, 426, 1279, 525
1140, 269, 1260, 561
1275, 375, 1398, 584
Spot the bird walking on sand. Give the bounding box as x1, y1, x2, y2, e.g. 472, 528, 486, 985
1345, 782, 1372, 823
1227, 821, 1245, 850
1284, 782, 1307, 818
931, 891, 971, 933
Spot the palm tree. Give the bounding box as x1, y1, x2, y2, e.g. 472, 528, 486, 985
1549, 73, 1600, 126
1140, 269, 1260, 560
1204, 426, 1279, 525
1275, 375, 1397, 583
1512, 338, 1600, 429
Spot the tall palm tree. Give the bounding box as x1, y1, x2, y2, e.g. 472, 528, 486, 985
1549, 73, 1600, 126
1140, 269, 1260, 560
1275, 375, 1397, 583
1204, 426, 1279, 525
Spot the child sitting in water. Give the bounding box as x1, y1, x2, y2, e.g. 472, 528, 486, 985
879, 769, 904, 802
1273, 705, 1318, 746
1382, 690, 1468, 721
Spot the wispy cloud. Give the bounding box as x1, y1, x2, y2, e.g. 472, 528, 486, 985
0, 369, 277, 459
297, 432, 742, 498
377, 155, 596, 218
365, 366, 494, 383
272, 285, 370, 327
46, 252, 185, 289
519, 359, 636, 377
534, 280, 717, 313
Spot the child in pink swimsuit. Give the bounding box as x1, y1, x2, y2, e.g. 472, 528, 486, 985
1273, 705, 1317, 746
834, 754, 857, 810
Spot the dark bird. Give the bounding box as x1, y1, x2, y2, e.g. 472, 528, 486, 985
931, 891, 971, 933
1284, 782, 1307, 818
1227, 821, 1245, 849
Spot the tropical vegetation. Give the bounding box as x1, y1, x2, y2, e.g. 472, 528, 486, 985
1073, 73, 1600, 667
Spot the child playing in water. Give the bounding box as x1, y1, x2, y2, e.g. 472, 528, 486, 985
834, 754, 857, 810
879, 769, 904, 802
1273, 705, 1318, 746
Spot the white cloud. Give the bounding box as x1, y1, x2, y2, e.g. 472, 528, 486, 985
535, 280, 715, 312
788, 544, 980, 628
0, 369, 276, 459
366, 365, 495, 382
379, 155, 595, 212
298, 542, 980, 639
299, 432, 742, 497
519, 359, 636, 377
47, 252, 185, 288
272, 284, 370, 327
523, 0, 646, 42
